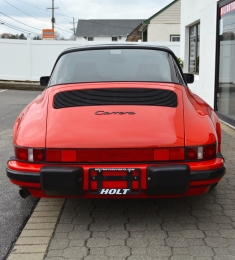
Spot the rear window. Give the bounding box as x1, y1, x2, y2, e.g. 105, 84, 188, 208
49, 48, 183, 86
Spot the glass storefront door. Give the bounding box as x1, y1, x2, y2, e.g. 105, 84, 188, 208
217, 0, 235, 126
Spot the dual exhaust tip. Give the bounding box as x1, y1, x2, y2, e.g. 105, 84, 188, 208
19, 188, 30, 199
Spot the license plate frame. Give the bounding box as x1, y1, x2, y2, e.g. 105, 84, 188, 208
88, 168, 141, 195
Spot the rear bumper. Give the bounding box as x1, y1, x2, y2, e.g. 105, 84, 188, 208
6, 158, 226, 198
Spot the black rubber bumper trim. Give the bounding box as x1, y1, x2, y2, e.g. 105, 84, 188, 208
7, 166, 226, 184
6, 168, 40, 183
190, 166, 226, 181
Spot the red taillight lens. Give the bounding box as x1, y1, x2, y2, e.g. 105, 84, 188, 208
154, 148, 184, 161
61, 150, 77, 162
15, 147, 45, 162
186, 147, 198, 160
33, 149, 45, 162
154, 149, 169, 161
186, 144, 217, 160
15, 147, 28, 161
46, 150, 61, 162
169, 147, 185, 160
203, 144, 216, 159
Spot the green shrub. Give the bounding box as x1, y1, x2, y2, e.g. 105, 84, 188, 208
177, 57, 184, 68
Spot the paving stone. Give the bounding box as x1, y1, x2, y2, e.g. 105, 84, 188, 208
131, 248, 148, 255
44, 257, 64, 260
53, 233, 68, 239
55, 223, 74, 233
89, 247, 106, 255
84, 256, 108, 260
106, 230, 129, 239
69, 239, 85, 247
126, 222, 147, 231
105, 246, 130, 257
62, 247, 88, 258
187, 246, 214, 257
128, 256, 152, 260
186, 238, 205, 246
214, 256, 235, 260
144, 230, 167, 239
20, 229, 53, 237
16, 236, 50, 245
171, 256, 195, 260
197, 223, 220, 231
180, 230, 205, 238
7, 253, 45, 260
87, 237, 109, 247
89, 222, 110, 232
162, 223, 183, 231
127, 237, 149, 247
11, 245, 48, 253
49, 239, 69, 250
46, 249, 64, 257
147, 246, 172, 257
165, 238, 189, 247
68, 230, 91, 240
109, 238, 125, 246
172, 248, 189, 255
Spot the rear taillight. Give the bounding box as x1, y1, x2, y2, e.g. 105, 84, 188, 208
15, 146, 45, 162
154, 148, 184, 161
186, 144, 216, 161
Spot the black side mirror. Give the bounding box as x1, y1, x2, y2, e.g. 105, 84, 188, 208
183, 73, 194, 84
40, 76, 50, 87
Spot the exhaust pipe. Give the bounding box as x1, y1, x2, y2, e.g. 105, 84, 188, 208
19, 188, 31, 199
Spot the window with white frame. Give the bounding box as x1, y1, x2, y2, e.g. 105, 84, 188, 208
170, 35, 180, 42
189, 23, 200, 74
88, 37, 94, 41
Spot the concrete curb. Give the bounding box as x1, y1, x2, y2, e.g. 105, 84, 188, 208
0, 81, 44, 91
7, 199, 65, 260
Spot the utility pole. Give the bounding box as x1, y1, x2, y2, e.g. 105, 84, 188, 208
47, 0, 59, 30
70, 17, 77, 35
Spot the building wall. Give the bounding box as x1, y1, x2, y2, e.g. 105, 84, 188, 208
148, 24, 180, 42
147, 0, 181, 42
180, 0, 219, 107
76, 36, 127, 42
151, 0, 181, 24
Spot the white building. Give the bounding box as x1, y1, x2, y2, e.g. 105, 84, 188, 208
180, 0, 235, 128
140, 0, 181, 42
75, 20, 144, 42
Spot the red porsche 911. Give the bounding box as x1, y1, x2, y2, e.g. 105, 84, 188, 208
7, 44, 225, 199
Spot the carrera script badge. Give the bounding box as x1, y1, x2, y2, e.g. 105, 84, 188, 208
95, 111, 135, 115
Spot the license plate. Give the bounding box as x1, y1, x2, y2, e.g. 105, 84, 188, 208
88, 168, 141, 195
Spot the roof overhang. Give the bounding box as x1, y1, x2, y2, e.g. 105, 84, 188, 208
139, 23, 148, 32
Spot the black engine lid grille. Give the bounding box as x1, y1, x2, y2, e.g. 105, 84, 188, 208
53, 88, 177, 109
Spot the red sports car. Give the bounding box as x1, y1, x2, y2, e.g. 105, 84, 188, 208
7, 44, 225, 198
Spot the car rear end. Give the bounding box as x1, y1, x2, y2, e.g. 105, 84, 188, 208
6, 45, 225, 198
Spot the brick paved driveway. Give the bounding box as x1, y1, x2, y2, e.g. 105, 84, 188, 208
44, 125, 235, 260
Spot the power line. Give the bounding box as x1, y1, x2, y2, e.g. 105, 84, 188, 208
0, 18, 38, 35
3, 0, 49, 24
2, 0, 72, 31
15, 0, 78, 19
54, 24, 69, 38
58, 0, 72, 17
55, 23, 72, 33
4, 0, 141, 31
0, 12, 41, 31
58, 0, 72, 23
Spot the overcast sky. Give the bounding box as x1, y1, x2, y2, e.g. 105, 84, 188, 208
0, 0, 173, 38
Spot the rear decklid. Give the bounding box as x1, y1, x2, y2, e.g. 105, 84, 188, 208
46, 82, 184, 149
